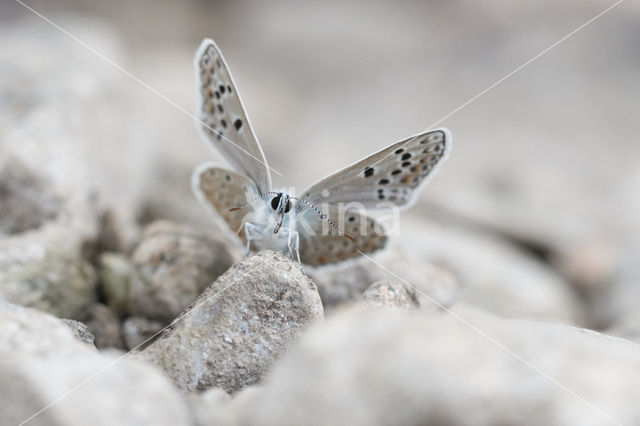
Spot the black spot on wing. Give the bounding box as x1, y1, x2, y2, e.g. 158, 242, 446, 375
364, 167, 374, 177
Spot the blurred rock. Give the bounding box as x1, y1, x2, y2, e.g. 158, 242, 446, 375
184, 387, 232, 426
0, 158, 62, 235
0, 301, 190, 426
0, 225, 98, 320
0, 299, 90, 358
600, 244, 640, 334
228, 308, 640, 426
122, 316, 163, 350
308, 246, 457, 312
0, 22, 133, 322
553, 239, 619, 293
63, 319, 96, 347
128, 220, 238, 323
86, 304, 124, 350
98, 252, 134, 317
395, 216, 583, 324
141, 251, 323, 394
357, 280, 419, 310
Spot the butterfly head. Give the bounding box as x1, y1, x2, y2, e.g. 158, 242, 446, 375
270, 192, 292, 234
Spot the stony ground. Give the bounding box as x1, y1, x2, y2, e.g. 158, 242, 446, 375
1, 2, 640, 425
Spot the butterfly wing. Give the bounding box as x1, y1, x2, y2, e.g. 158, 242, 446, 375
299, 129, 451, 209
195, 39, 272, 194
295, 205, 387, 267
192, 163, 261, 244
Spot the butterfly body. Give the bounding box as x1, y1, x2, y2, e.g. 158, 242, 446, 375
191, 39, 451, 267
240, 190, 300, 260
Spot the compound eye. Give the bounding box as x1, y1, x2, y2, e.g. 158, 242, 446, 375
270, 194, 281, 210
284, 200, 292, 213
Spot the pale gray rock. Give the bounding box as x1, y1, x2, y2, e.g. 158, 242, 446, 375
128, 220, 237, 323
601, 244, 640, 335
86, 304, 124, 349
228, 308, 640, 426
0, 302, 190, 426
357, 280, 419, 310
0, 299, 90, 358
308, 246, 457, 312
0, 158, 62, 235
0, 22, 127, 321
122, 316, 163, 350
63, 319, 96, 347
141, 251, 323, 394
395, 215, 584, 324
184, 387, 233, 426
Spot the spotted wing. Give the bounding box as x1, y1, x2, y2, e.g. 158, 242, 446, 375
195, 38, 272, 194
296, 205, 387, 267
192, 163, 261, 243
299, 129, 451, 209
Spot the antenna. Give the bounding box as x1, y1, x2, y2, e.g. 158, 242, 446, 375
290, 197, 355, 242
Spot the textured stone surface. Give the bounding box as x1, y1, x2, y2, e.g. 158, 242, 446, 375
63, 319, 96, 347
227, 308, 640, 426
0, 301, 190, 426
141, 251, 323, 393
129, 220, 237, 323
357, 280, 419, 310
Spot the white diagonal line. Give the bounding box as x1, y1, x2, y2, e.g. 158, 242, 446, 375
357, 250, 622, 426
18, 252, 279, 425
13, 0, 282, 178
363, 0, 624, 175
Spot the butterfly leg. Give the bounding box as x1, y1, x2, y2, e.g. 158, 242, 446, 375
287, 229, 301, 263
243, 222, 263, 255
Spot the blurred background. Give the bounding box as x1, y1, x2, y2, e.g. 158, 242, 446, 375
1, 0, 639, 331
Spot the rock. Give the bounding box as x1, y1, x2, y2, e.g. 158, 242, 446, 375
184, 387, 232, 426
357, 280, 419, 310
0, 299, 91, 358
395, 215, 583, 324
0, 301, 190, 426
600, 244, 640, 333
98, 252, 134, 317
63, 319, 96, 347
228, 308, 640, 426
0, 158, 62, 236
122, 316, 164, 350
0, 224, 98, 320
86, 304, 124, 349
308, 246, 457, 312
128, 220, 238, 323
141, 251, 323, 394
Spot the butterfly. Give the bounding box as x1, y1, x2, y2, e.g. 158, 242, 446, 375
191, 39, 451, 267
